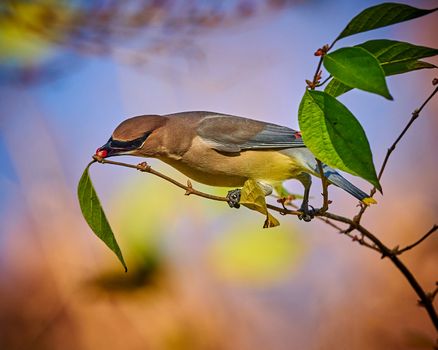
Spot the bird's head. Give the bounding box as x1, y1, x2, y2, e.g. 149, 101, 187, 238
96, 115, 166, 158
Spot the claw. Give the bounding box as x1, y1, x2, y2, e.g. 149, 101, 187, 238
298, 205, 316, 222
226, 189, 241, 209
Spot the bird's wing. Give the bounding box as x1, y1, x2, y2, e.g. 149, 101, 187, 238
197, 114, 305, 153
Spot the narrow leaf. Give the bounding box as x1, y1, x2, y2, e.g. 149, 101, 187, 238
78, 163, 128, 272
324, 47, 392, 99
382, 60, 436, 76
298, 90, 380, 190
358, 39, 438, 69
336, 3, 437, 42
240, 179, 280, 228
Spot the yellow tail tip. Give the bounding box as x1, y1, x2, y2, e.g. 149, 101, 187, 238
362, 197, 377, 205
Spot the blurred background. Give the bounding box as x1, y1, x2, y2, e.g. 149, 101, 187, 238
0, 0, 437, 349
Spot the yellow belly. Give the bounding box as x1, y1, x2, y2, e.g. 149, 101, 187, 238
159, 148, 306, 188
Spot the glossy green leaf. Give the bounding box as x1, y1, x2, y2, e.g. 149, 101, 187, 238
336, 3, 437, 42
78, 162, 128, 272
298, 90, 380, 190
358, 39, 438, 69
325, 59, 437, 97
325, 40, 438, 97
324, 47, 392, 99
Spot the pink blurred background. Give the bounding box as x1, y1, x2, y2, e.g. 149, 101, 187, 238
0, 1, 437, 349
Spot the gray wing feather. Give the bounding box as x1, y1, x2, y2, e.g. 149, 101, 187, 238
197, 114, 305, 153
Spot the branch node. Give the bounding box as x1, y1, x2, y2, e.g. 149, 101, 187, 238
305, 79, 316, 89
412, 109, 419, 119
314, 44, 329, 57
185, 179, 193, 195
137, 161, 151, 172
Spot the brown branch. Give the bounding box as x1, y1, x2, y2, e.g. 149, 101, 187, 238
91, 156, 389, 256
354, 83, 438, 224
322, 212, 438, 331
396, 225, 438, 255
95, 155, 382, 255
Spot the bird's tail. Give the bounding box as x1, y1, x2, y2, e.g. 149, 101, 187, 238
322, 167, 376, 205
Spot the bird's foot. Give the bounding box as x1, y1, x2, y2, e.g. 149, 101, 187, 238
298, 205, 316, 222
226, 189, 241, 209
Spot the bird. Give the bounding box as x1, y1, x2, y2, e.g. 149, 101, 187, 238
95, 111, 376, 221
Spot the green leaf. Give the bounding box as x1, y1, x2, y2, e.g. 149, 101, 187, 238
298, 90, 380, 190
240, 179, 280, 228
336, 3, 437, 42
325, 40, 438, 97
326, 60, 437, 97
325, 62, 436, 97
78, 162, 128, 272
324, 47, 392, 99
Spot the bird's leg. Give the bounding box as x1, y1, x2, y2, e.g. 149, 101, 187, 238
226, 189, 241, 208
297, 173, 316, 222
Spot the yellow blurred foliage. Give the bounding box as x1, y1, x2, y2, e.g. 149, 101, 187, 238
0, 0, 72, 64
210, 225, 304, 285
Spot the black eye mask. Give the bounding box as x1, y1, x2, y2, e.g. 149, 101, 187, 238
109, 131, 152, 151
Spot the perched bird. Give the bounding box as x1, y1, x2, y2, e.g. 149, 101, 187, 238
96, 111, 375, 221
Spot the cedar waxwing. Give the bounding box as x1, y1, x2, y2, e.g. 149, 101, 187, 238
96, 111, 375, 221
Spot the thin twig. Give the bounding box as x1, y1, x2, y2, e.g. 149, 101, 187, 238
93, 156, 229, 203
396, 225, 438, 255
315, 75, 332, 87
341, 230, 380, 253
354, 84, 438, 224
426, 282, 438, 304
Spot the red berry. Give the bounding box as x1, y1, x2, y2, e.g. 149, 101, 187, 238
96, 148, 108, 158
